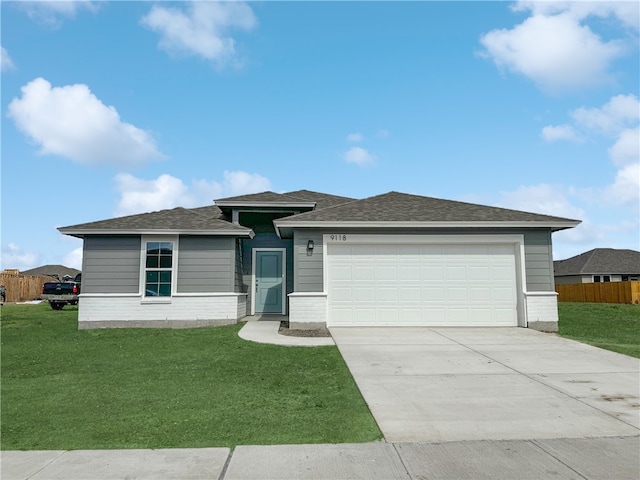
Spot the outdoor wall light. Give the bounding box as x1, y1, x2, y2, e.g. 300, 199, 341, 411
307, 240, 315, 251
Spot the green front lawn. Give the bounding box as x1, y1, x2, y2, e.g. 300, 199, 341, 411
558, 302, 640, 358
1, 303, 381, 450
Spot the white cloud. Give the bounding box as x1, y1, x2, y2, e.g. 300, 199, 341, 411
1, 46, 15, 71
343, 146, 375, 166
20, 1, 99, 27
604, 163, 640, 207
571, 94, 640, 136
1, 243, 39, 272
7, 77, 164, 168
479, 5, 629, 91
609, 127, 640, 167
63, 247, 83, 271
496, 183, 584, 220
541, 124, 581, 142
141, 1, 257, 65
114, 170, 271, 217
541, 95, 639, 208
346, 133, 363, 142
494, 184, 611, 259
513, 1, 640, 30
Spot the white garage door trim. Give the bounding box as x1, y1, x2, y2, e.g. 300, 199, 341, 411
324, 234, 526, 327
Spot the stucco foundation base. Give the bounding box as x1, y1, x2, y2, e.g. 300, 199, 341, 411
79, 319, 236, 329
525, 291, 559, 332
77, 293, 247, 329
288, 292, 327, 330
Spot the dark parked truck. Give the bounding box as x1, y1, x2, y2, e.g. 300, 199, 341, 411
41, 273, 81, 310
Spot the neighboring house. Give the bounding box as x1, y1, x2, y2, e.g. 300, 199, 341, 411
59, 190, 579, 332
20, 265, 81, 280
554, 248, 640, 284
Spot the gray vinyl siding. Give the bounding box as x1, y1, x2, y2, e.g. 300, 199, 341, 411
294, 230, 324, 292
82, 236, 141, 294
292, 228, 556, 293
177, 236, 235, 293
523, 230, 554, 291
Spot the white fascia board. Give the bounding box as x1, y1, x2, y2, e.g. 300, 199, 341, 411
214, 201, 316, 208
273, 220, 581, 230
58, 228, 255, 238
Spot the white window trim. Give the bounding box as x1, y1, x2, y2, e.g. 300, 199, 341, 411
140, 235, 179, 303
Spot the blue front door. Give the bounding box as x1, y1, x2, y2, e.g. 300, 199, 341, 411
255, 250, 284, 314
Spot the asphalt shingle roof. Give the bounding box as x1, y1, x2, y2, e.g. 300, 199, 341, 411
278, 191, 578, 223
20, 265, 80, 278
554, 248, 640, 275
59, 190, 579, 236
59, 206, 251, 235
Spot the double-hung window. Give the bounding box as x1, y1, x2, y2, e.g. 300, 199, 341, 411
145, 241, 173, 297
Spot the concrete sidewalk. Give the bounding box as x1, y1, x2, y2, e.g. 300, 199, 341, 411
3, 436, 639, 479
238, 315, 334, 347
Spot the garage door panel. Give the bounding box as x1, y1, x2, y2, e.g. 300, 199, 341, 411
492, 287, 517, 302
329, 266, 353, 281
422, 266, 445, 280
376, 266, 398, 280
469, 266, 491, 281
422, 287, 446, 302
378, 288, 399, 302
377, 309, 400, 324
354, 287, 376, 301
399, 265, 421, 280
327, 242, 518, 327
353, 266, 374, 280
447, 287, 468, 301
355, 309, 375, 324
470, 287, 492, 302
332, 287, 353, 302
400, 288, 421, 302
400, 308, 423, 323
446, 266, 468, 281
447, 308, 469, 323
331, 308, 353, 325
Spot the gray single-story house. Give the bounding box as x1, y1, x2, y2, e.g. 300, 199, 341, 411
554, 248, 640, 284
59, 190, 580, 332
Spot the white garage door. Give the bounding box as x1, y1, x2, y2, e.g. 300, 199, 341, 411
327, 242, 518, 327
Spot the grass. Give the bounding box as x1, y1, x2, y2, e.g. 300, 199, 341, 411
1, 303, 382, 450
558, 302, 640, 358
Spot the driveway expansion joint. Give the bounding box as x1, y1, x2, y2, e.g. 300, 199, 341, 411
218, 448, 234, 480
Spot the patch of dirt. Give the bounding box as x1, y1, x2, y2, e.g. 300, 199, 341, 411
278, 320, 331, 338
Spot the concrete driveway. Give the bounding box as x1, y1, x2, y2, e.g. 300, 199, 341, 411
330, 327, 640, 443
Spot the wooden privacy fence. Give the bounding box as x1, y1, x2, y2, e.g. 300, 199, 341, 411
0, 273, 53, 303
556, 281, 640, 304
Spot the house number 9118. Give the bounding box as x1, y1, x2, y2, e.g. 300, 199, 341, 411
330, 235, 347, 241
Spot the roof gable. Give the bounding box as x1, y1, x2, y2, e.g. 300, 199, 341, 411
554, 248, 640, 275
213, 190, 355, 210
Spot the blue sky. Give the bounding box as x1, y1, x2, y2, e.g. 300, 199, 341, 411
2, 1, 639, 271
